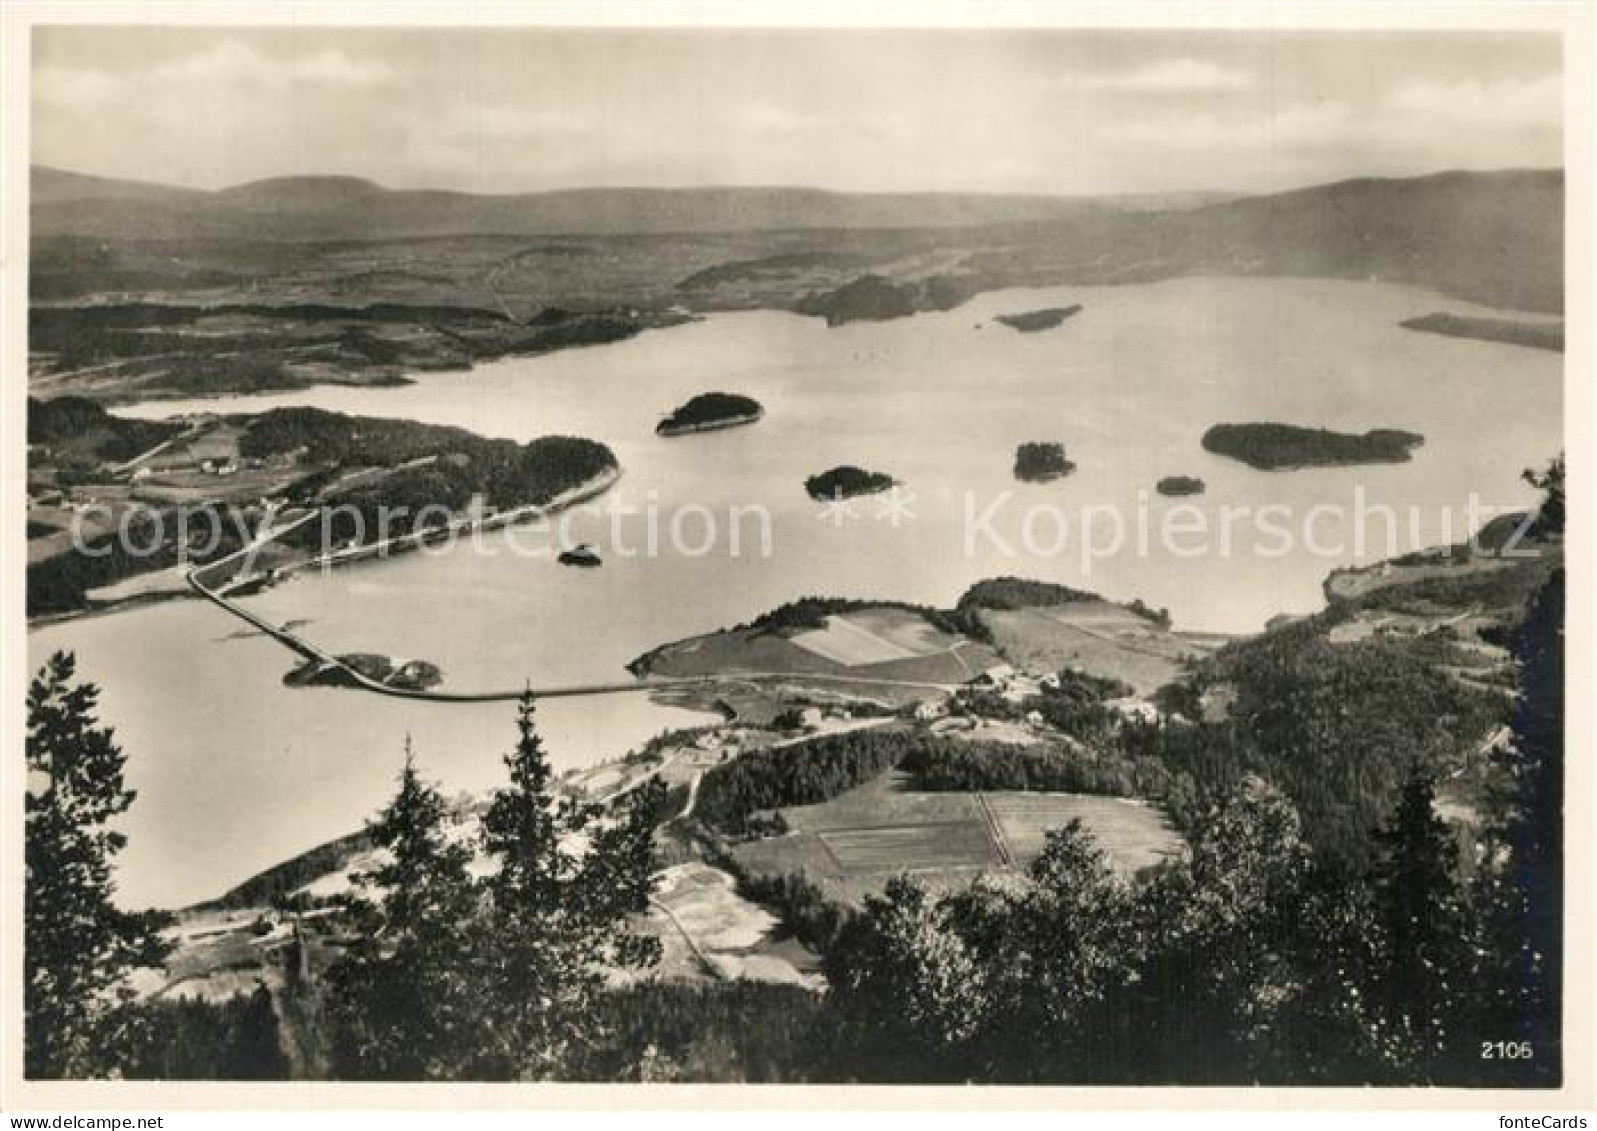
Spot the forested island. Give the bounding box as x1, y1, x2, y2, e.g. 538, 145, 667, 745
804, 465, 898, 500
656, 392, 764, 436
994, 305, 1082, 332
1013, 442, 1077, 482
1202, 422, 1424, 470
1156, 475, 1206, 496
795, 273, 985, 327
1399, 312, 1564, 352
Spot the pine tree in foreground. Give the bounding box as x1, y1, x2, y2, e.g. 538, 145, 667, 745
470, 692, 662, 1080
25, 651, 170, 1079
1365, 763, 1471, 1079
325, 741, 481, 1080
222, 982, 292, 1080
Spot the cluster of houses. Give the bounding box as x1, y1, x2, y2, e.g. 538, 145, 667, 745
906, 661, 1166, 733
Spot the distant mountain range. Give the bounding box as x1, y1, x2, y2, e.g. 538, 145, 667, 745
971, 167, 1565, 313
30, 165, 1240, 240
30, 164, 1564, 313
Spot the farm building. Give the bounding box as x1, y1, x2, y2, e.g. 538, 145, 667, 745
1107, 698, 1162, 724
970, 662, 1017, 689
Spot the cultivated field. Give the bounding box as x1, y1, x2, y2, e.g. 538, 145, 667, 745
637, 606, 1004, 702
983, 793, 1182, 874
731, 770, 1183, 903
977, 600, 1219, 694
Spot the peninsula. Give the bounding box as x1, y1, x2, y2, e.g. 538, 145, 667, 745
1399, 312, 1564, 353
26, 401, 620, 618
994, 305, 1082, 332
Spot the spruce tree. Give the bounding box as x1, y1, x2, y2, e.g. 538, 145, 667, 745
1469, 567, 1563, 1084
25, 651, 170, 1079
221, 982, 291, 1079
326, 740, 480, 1079
472, 692, 661, 1079
1366, 763, 1469, 1078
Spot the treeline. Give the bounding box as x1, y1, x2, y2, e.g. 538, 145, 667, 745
27, 507, 251, 617
743, 596, 962, 637
901, 739, 1172, 800
28, 396, 183, 464
239, 406, 499, 466
696, 725, 1176, 838
239, 407, 617, 546
119, 985, 290, 1080
955, 576, 1170, 628
1351, 560, 1549, 617
198, 828, 372, 912
693, 728, 915, 834
576, 981, 830, 1083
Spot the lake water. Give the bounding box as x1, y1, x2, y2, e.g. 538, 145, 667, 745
30, 277, 1563, 909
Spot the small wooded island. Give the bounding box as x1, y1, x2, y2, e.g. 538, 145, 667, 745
285, 653, 443, 692
994, 305, 1083, 332
795, 273, 984, 327
805, 465, 898, 500
558, 544, 603, 568
1202, 423, 1424, 470
1014, 442, 1077, 482
1156, 476, 1206, 497
655, 391, 764, 436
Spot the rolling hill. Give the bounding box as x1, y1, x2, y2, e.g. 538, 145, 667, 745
32, 166, 1129, 240
31, 164, 1562, 312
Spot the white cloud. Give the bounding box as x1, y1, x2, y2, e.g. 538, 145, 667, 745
147, 39, 392, 90
32, 65, 126, 110
295, 49, 395, 88
440, 104, 587, 142
1116, 101, 1353, 151
1386, 74, 1561, 133
1082, 58, 1254, 93
733, 102, 824, 132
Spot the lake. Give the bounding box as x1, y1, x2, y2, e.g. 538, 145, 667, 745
30, 277, 1562, 909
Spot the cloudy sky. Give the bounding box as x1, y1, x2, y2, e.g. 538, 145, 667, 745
32, 26, 1562, 196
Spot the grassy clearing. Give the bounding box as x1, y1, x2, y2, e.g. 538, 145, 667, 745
638, 606, 1002, 694
984, 793, 1182, 875
977, 602, 1213, 694
820, 822, 1003, 874
643, 863, 822, 987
